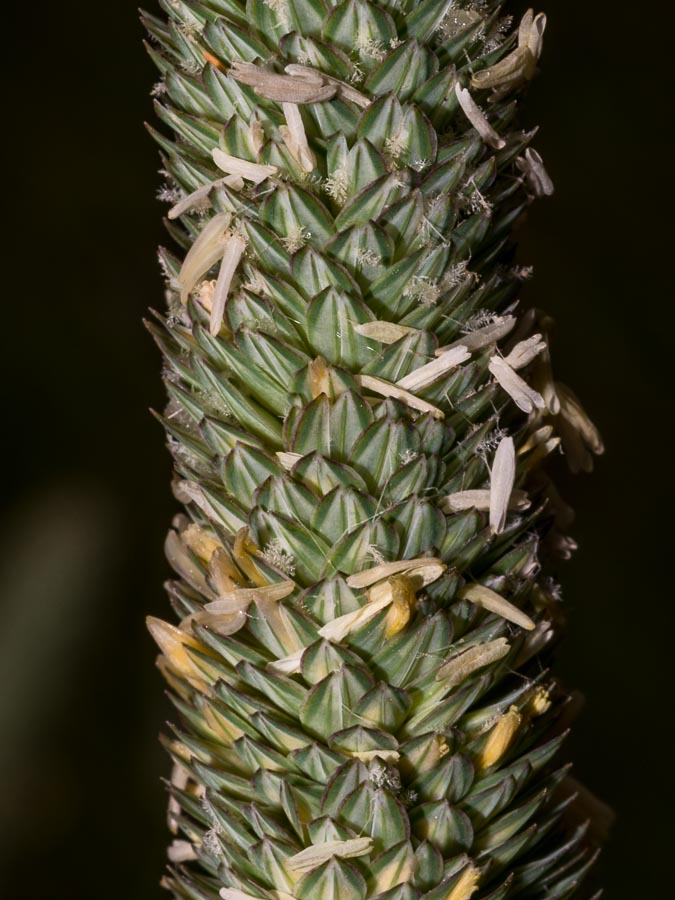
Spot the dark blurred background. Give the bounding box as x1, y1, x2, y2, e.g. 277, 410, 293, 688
2, 0, 673, 895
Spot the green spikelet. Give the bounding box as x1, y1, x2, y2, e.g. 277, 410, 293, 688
143, 1, 608, 897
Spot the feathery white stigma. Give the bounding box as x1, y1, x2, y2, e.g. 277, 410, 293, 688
177, 212, 231, 304
229, 61, 336, 103
459, 583, 536, 630
396, 345, 471, 392
455, 84, 506, 149
280, 102, 316, 172
489, 435, 516, 534
516, 148, 554, 197
209, 233, 246, 336
212, 149, 278, 185
488, 356, 546, 413
168, 182, 214, 220
168, 178, 244, 219
287, 837, 373, 873
356, 249, 382, 268
324, 165, 350, 205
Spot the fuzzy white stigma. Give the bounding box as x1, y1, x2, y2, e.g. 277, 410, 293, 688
404, 275, 442, 308
280, 224, 310, 254
262, 0, 290, 30
261, 538, 297, 576
324, 164, 349, 204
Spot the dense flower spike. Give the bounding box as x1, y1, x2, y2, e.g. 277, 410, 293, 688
144, 1, 606, 897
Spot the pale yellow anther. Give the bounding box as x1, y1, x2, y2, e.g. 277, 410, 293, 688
196, 279, 216, 314
383, 575, 417, 637
168, 840, 197, 863
233, 526, 267, 586
285, 64, 371, 108
286, 837, 373, 874
208, 546, 241, 593
459, 583, 536, 631
202, 703, 245, 745
280, 101, 316, 173
202, 580, 295, 616
180, 524, 221, 563
396, 345, 470, 393
308, 356, 331, 398
436, 638, 511, 687
346, 750, 400, 763
177, 212, 231, 305
212, 149, 278, 185
347, 556, 445, 589
146, 616, 213, 691
437, 735, 451, 759
353, 321, 418, 344
517, 425, 555, 456
526, 686, 552, 717
357, 374, 445, 419
477, 705, 522, 769
156, 655, 192, 700
229, 61, 337, 104
446, 864, 480, 900
210, 232, 246, 336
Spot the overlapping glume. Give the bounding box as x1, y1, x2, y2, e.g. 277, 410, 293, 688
144, 2, 606, 898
